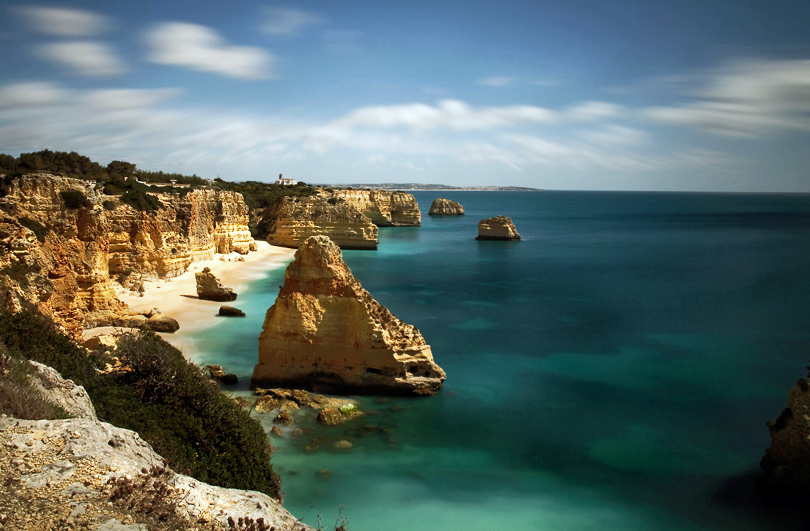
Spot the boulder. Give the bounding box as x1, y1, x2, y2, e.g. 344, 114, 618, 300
195, 267, 237, 301
428, 198, 464, 215
27, 360, 97, 420
475, 215, 521, 241
251, 235, 446, 395
760, 374, 810, 494
219, 305, 246, 317
139, 312, 180, 332
316, 408, 344, 426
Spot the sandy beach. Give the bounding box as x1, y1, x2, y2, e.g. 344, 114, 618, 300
84, 241, 295, 357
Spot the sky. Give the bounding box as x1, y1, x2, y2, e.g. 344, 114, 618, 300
1, 1, 809, 191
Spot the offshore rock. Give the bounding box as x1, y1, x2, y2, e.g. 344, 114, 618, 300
195, 267, 237, 301
760, 372, 810, 494
476, 215, 521, 241
219, 305, 246, 317
428, 198, 465, 215
261, 196, 378, 250
252, 235, 445, 395
328, 189, 421, 226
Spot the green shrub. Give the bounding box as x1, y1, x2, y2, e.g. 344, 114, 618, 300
59, 190, 86, 209
0, 310, 281, 499
0, 345, 71, 420
120, 188, 162, 212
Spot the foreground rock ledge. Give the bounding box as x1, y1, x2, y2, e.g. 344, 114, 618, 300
251, 235, 446, 395
476, 215, 521, 241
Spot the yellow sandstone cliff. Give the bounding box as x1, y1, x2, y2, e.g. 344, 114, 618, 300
327, 190, 421, 227
252, 235, 445, 395
0, 174, 256, 335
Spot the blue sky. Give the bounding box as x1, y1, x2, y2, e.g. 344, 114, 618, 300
1, 1, 809, 191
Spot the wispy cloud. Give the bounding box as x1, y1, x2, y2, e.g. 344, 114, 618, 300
478, 76, 516, 87
20, 6, 109, 37
36, 41, 126, 76
643, 58, 810, 136
261, 7, 326, 36
146, 22, 275, 79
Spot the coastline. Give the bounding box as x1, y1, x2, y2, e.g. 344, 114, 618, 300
83, 241, 296, 359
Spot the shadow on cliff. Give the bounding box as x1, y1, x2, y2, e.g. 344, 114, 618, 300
713, 468, 810, 529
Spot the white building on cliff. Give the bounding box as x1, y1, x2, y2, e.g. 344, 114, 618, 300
274, 174, 297, 186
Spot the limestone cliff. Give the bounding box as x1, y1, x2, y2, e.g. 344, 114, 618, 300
0, 173, 256, 335
760, 370, 810, 494
328, 189, 421, 227
261, 196, 378, 250
428, 197, 465, 215
252, 235, 445, 395
476, 215, 521, 241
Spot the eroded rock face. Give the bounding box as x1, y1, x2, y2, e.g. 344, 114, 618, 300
261, 196, 378, 250
196, 267, 237, 301
27, 360, 97, 420
428, 198, 465, 215
0, 417, 310, 530
328, 190, 421, 226
760, 374, 810, 493
252, 235, 445, 395
476, 215, 521, 241
0, 174, 256, 336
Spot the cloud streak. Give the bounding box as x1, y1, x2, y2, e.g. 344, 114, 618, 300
146, 22, 274, 79
20, 6, 109, 37
36, 41, 126, 76
261, 7, 325, 36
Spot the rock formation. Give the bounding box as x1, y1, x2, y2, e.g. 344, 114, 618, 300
0, 416, 311, 530
196, 267, 237, 301
428, 197, 465, 215
252, 235, 445, 395
476, 215, 521, 241
760, 369, 810, 494
327, 189, 421, 226
0, 173, 257, 336
260, 196, 378, 250
219, 305, 245, 317
26, 360, 97, 420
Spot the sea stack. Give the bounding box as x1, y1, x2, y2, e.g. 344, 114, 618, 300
760, 367, 810, 495
195, 267, 237, 301
428, 198, 465, 216
476, 216, 521, 241
251, 235, 446, 395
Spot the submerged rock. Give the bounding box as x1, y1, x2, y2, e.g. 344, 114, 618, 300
251, 235, 446, 395
428, 198, 464, 215
195, 267, 237, 301
475, 215, 521, 241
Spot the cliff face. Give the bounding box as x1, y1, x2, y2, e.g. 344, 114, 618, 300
252, 235, 445, 395
0, 174, 256, 335
328, 190, 421, 227
428, 197, 465, 215
261, 196, 378, 250
760, 373, 810, 493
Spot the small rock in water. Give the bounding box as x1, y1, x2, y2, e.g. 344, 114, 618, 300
333, 440, 353, 450
218, 305, 245, 317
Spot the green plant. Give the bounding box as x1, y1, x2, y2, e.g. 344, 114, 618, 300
120, 188, 162, 212
59, 190, 86, 209
0, 345, 71, 420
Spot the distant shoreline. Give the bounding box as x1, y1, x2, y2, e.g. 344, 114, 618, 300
324, 183, 542, 192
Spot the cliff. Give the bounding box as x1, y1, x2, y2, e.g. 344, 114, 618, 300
760, 371, 810, 495
476, 215, 521, 241
0, 173, 256, 335
252, 235, 445, 395
327, 189, 421, 227
261, 196, 378, 250
428, 197, 465, 215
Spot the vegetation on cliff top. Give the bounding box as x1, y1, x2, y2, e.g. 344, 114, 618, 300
0, 309, 281, 499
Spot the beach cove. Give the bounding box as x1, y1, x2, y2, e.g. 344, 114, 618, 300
85, 191, 810, 531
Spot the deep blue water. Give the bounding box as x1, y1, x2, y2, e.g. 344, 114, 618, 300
190, 191, 810, 530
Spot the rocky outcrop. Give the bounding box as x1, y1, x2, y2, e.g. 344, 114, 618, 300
261, 196, 378, 250
196, 267, 237, 301
328, 189, 421, 226
27, 360, 97, 420
252, 235, 445, 395
760, 371, 810, 494
219, 305, 245, 317
428, 198, 464, 215
476, 215, 521, 241
0, 174, 257, 336
0, 416, 311, 530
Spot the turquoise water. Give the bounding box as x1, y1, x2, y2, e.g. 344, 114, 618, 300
190, 191, 810, 530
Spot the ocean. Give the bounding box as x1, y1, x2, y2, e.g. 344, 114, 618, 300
188, 191, 810, 531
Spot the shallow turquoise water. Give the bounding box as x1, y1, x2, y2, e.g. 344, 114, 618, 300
191, 191, 810, 530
